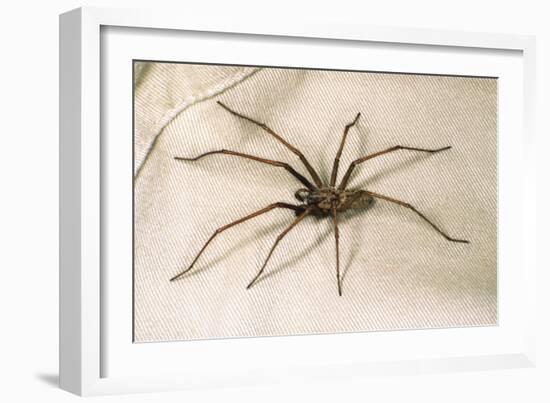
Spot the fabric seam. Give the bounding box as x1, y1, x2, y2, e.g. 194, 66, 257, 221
135, 66, 262, 178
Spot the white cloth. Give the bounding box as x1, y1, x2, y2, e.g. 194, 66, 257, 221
133, 63, 497, 342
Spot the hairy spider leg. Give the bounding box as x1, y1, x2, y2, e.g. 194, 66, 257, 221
169, 202, 302, 282
338, 145, 452, 190
217, 101, 323, 188
175, 149, 315, 190
365, 190, 469, 243
331, 201, 342, 296
247, 207, 313, 290
330, 112, 361, 187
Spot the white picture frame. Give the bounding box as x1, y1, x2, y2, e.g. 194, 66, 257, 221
59, 6, 537, 396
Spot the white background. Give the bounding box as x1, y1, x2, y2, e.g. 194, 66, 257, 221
105, 27, 519, 376
0, 0, 547, 402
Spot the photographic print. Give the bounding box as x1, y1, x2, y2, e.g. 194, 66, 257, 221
132, 62, 497, 342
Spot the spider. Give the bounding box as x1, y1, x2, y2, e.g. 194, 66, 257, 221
170, 100, 469, 295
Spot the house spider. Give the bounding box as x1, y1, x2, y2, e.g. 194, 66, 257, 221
170, 101, 469, 295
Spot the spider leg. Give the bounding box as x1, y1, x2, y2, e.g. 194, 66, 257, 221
330, 112, 361, 187
246, 207, 312, 289
217, 101, 323, 188
338, 145, 451, 190
331, 202, 342, 296
170, 202, 302, 282
365, 190, 469, 243
175, 149, 315, 190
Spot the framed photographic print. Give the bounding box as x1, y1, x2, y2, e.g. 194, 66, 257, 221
60, 7, 537, 396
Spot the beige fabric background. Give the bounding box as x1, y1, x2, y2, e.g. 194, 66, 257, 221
133, 62, 497, 343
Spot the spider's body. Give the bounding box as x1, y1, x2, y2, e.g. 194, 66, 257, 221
171, 100, 469, 296
295, 188, 375, 216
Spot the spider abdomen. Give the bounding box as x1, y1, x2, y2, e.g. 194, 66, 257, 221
341, 190, 375, 211
300, 188, 374, 215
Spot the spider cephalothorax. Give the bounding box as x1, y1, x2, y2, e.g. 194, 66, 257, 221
170, 100, 469, 296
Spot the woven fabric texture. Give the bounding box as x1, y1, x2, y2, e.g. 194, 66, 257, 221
133, 63, 497, 342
